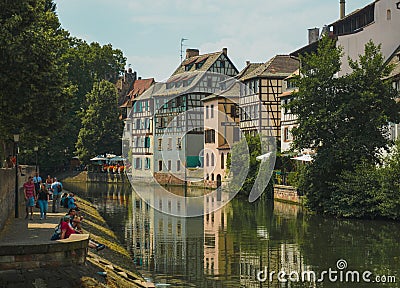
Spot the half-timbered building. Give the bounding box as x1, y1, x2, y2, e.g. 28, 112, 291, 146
152, 48, 239, 184
238, 56, 299, 142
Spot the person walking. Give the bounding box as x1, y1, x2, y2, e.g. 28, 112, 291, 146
37, 183, 50, 220
33, 172, 42, 194
23, 176, 37, 220
51, 177, 63, 213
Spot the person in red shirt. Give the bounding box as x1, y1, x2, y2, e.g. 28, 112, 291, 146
60, 216, 105, 251
23, 176, 36, 220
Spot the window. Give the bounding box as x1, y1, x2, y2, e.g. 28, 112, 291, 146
158, 160, 163, 171
233, 127, 240, 142
220, 61, 225, 68
210, 105, 214, 118
145, 137, 150, 148
207, 77, 212, 87
177, 160, 181, 171
167, 138, 172, 150
284, 127, 291, 142
158, 138, 162, 150
221, 153, 224, 169
145, 158, 150, 170
168, 200, 171, 212
211, 173, 214, 181
206, 153, 209, 167
168, 160, 172, 171
136, 119, 141, 130
387, 9, 391, 20
177, 137, 182, 149
135, 158, 142, 169
205, 129, 215, 143
206, 105, 209, 119
211, 153, 214, 167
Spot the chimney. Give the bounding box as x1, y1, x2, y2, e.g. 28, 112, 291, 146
138, 76, 142, 80
222, 47, 228, 55
246, 60, 250, 66
308, 27, 320, 44
340, 0, 345, 19
186, 48, 199, 59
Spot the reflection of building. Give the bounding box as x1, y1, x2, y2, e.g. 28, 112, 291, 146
203, 193, 234, 281
130, 185, 204, 284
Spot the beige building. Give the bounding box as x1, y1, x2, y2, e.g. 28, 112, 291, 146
202, 82, 240, 188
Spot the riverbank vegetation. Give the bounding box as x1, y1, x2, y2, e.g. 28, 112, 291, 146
289, 36, 400, 219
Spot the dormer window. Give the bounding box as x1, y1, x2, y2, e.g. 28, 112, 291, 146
196, 60, 205, 69
185, 63, 193, 71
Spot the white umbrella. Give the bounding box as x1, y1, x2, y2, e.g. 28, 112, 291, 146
109, 156, 126, 162
90, 156, 107, 161
256, 152, 273, 162
291, 154, 313, 162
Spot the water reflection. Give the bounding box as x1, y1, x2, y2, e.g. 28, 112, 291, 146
64, 182, 400, 288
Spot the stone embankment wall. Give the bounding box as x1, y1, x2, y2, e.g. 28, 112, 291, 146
0, 235, 89, 270
274, 184, 302, 204
0, 166, 35, 230
64, 171, 127, 183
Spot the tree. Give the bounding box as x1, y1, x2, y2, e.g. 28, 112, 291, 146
0, 0, 72, 158
289, 36, 400, 215
228, 134, 274, 199
76, 80, 123, 163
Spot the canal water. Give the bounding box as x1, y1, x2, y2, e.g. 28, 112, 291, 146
64, 182, 400, 287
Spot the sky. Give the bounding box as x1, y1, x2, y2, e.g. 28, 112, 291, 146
53, 0, 373, 82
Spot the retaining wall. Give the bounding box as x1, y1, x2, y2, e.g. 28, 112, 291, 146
0, 166, 35, 231
0, 234, 89, 270
274, 184, 302, 204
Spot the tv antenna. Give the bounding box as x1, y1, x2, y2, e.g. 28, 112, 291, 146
180, 38, 188, 63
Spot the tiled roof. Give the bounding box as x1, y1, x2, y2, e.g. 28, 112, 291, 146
386, 45, 400, 79
127, 78, 155, 98
202, 81, 240, 102
171, 51, 223, 77
240, 55, 299, 81
236, 62, 263, 79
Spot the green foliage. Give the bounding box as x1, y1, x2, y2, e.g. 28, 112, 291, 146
330, 141, 400, 219
289, 36, 400, 216
0, 0, 127, 173
229, 134, 273, 199
0, 0, 72, 147
76, 80, 123, 164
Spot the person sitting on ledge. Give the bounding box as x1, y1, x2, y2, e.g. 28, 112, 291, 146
60, 216, 105, 251
66, 208, 83, 232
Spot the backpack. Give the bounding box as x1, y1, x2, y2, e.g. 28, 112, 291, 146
61, 195, 69, 208
50, 223, 61, 241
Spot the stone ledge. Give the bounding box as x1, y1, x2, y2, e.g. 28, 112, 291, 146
0, 235, 89, 270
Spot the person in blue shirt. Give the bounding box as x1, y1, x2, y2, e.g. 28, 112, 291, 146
67, 192, 78, 210
51, 177, 63, 213
33, 172, 42, 194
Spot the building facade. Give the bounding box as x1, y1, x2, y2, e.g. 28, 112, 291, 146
238, 56, 299, 143
152, 48, 239, 185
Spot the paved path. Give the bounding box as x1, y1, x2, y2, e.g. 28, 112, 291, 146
0, 206, 66, 245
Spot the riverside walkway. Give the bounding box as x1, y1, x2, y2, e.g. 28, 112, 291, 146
0, 202, 155, 288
